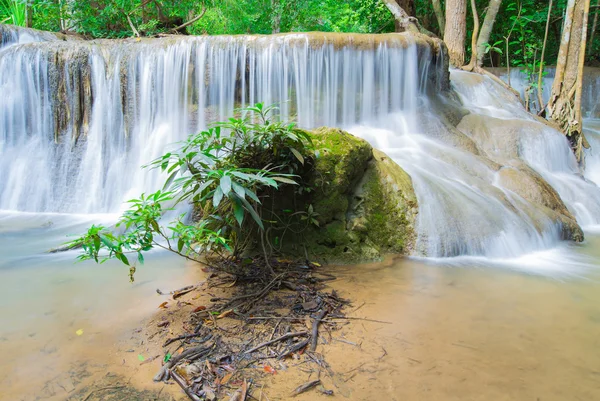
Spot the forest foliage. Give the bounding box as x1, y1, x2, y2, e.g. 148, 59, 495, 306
1, 1, 598, 67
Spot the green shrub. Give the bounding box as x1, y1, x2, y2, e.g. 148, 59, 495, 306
67, 104, 314, 281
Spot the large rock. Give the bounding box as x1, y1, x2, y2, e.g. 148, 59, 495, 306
280, 127, 417, 263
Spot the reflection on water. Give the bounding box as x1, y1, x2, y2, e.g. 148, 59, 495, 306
268, 235, 600, 401
0, 211, 194, 401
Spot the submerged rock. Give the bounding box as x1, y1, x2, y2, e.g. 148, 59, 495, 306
279, 128, 417, 263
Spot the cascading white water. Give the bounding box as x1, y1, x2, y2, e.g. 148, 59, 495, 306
1, 25, 599, 262
0, 32, 440, 214
491, 67, 600, 118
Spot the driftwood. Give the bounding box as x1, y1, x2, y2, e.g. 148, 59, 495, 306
277, 338, 310, 359
154, 345, 212, 382
163, 332, 212, 347
170, 369, 201, 401
310, 309, 328, 352
244, 331, 308, 355
293, 380, 321, 396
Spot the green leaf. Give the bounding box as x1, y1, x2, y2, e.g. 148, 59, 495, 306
164, 353, 172, 363
163, 170, 178, 190
232, 197, 245, 226
273, 176, 298, 185
232, 182, 246, 199
245, 188, 261, 203
220, 175, 232, 195
213, 186, 224, 207
116, 252, 130, 266
137, 252, 144, 264
177, 238, 185, 253
290, 148, 304, 165
239, 196, 264, 230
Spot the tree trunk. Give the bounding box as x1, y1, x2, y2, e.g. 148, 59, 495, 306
26, 1, 33, 28
548, 0, 591, 163
396, 0, 415, 16
444, 0, 467, 67
465, 0, 480, 69
381, 0, 419, 33
271, 0, 281, 34
431, 0, 445, 33
476, 0, 503, 66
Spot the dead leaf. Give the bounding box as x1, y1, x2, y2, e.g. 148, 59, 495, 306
158, 302, 168, 309
301, 300, 318, 311
172, 286, 195, 299
192, 305, 207, 313
217, 309, 233, 319
221, 372, 234, 384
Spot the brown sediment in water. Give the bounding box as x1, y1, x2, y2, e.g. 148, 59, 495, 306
4, 241, 600, 401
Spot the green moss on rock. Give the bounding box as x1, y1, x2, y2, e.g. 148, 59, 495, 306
281, 127, 417, 264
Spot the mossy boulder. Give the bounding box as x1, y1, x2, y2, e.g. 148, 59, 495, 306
279, 127, 417, 263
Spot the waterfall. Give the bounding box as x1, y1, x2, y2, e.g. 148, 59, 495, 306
1, 25, 599, 260
0, 31, 442, 214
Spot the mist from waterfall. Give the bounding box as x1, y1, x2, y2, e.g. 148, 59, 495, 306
1, 26, 599, 263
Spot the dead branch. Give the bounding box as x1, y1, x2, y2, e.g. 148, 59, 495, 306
154, 345, 212, 382
310, 309, 328, 352
244, 331, 309, 355
163, 332, 212, 347
170, 369, 201, 401
170, 7, 206, 33
292, 380, 321, 396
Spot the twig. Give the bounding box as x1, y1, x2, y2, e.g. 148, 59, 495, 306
163, 332, 211, 347
83, 386, 126, 401
154, 345, 212, 382
170, 369, 201, 401
170, 7, 206, 32
222, 274, 285, 309
278, 338, 309, 359
292, 380, 321, 396
244, 331, 308, 354
269, 318, 282, 341
310, 309, 328, 352
323, 316, 392, 324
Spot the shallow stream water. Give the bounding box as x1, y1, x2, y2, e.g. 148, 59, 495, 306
266, 235, 600, 401
2, 212, 600, 400
0, 211, 194, 400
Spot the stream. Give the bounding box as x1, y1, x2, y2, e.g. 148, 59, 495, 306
1, 26, 600, 400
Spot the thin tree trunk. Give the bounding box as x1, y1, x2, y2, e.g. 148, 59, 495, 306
537, 0, 554, 112
381, 0, 419, 33
396, 0, 415, 16
431, 0, 445, 33
476, 0, 503, 66
444, 0, 467, 67
464, 0, 480, 69
548, 0, 591, 163
271, 0, 281, 34
26, 1, 33, 27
